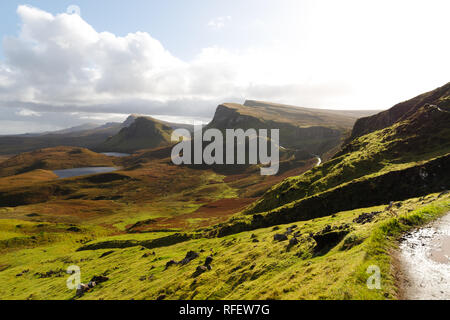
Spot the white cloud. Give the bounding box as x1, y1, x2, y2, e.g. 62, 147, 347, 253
207, 16, 232, 30
0, 6, 331, 116
16, 108, 42, 117
0, 1, 449, 135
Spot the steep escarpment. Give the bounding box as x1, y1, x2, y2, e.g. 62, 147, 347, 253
207, 103, 349, 156
350, 82, 450, 140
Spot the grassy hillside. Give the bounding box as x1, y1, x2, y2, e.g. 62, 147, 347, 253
0, 193, 447, 300
96, 117, 173, 153
0, 147, 116, 178
350, 82, 450, 140
0, 87, 448, 301
245, 105, 450, 215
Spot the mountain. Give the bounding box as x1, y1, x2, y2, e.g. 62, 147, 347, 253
50, 123, 103, 135
0, 115, 194, 155
349, 82, 450, 140
207, 83, 450, 236
0, 122, 123, 155
206, 101, 378, 158
96, 116, 174, 153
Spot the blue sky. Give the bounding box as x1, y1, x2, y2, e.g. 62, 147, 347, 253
0, 1, 449, 134
0, 0, 305, 60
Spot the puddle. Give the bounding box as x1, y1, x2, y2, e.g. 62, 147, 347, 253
53, 167, 118, 179
398, 213, 450, 299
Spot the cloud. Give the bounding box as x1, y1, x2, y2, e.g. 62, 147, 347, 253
0, 3, 448, 135
0, 5, 335, 121
16, 108, 42, 117
207, 16, 232, 30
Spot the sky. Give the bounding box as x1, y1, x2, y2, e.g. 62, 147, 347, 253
0, 0, 449, 134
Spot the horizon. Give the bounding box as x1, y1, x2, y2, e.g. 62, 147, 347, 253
0, 0, 449, 134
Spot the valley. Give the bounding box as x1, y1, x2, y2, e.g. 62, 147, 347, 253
0, 83, 449, 300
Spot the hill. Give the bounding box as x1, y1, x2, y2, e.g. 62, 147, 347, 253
207, 85, 450, 236
0, 147, 116, 178
350, 82, 450, 140
0, 87, 448, 301
206, 101, 378, 158
96, 116, 174, 153
0, 123, 123, 155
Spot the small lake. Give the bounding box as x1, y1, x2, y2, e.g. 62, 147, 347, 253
101, 152, 131, 157
53, 167, 118, 179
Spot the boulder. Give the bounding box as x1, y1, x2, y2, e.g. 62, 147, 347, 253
76, 283, 90, 297
90, 275, 109, 284
165, 260, 178, 270
274, 233, 288, 242
289, 237, 299, 246
192, 265, 208, 278
179, 251, 199, 265
204, 256, 213, 266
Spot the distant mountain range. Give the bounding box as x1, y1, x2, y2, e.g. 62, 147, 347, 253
0, 103, 378, 155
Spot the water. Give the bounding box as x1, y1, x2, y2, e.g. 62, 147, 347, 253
53, 167, 118, 179
101, 152, 131, 157
398, 213, 450, 299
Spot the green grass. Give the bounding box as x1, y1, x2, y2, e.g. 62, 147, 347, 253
0, 192, 447, 300
247, 105, 450, 214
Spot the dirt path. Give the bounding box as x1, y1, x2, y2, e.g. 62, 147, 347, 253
396, 212, 450, 300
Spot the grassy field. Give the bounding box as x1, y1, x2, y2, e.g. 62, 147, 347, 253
0, 192, 448, 300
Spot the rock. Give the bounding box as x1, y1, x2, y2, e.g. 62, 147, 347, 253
313, 229, 349, 255
251, 234, 257, 239
90, 275, 109, 284
204, 256, 213, 266
67, 226, 81, 232
192, 265, 208, 278
274, 233, 288, 242
26, 213, 40, 217
252, 239, 259, 243
164, 260, 178, 270
15, 269, 29, 277
179, 251, 199, 265
76, 283, 90, 297
289, 237, 299, 246
272, 226, 280, 231
353, 212, 381, 224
